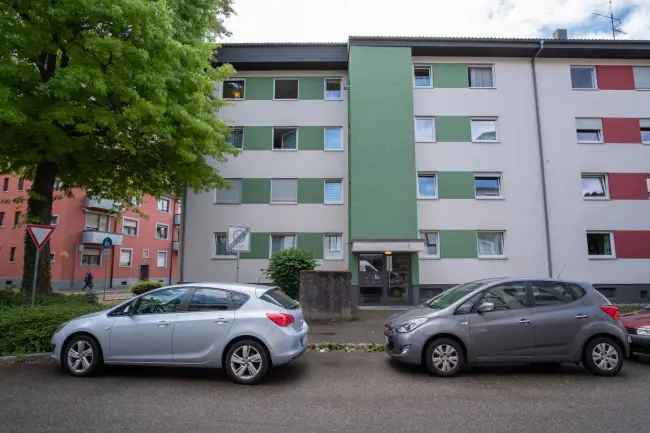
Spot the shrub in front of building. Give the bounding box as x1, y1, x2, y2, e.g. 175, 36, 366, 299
129, 280, 164, 295
265, 249, 317, 300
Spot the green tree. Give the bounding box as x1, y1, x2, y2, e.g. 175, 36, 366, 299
0, 0, 236, 294
265, 249, 318, 300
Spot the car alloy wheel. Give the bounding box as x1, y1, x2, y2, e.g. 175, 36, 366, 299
63, 336, 101, 377
424, 338, 465, 377
591, 342, 619, 372
432, 344, 459, 373
583, 336, 623, 377
225, 340, 270, 385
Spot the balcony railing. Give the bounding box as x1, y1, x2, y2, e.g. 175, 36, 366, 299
85, 197, 116, 211
82, 230, 123, 246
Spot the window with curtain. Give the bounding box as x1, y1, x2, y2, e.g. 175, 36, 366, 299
474, 175, 502, 198
324, 127, 343, 150
324, 234, 343, 259
325, 78, 342, 100
471, 119, 497, 141
215, 179, 242, 204
271, 234, 296, 255
571, 66, 596, 89
227, 127, 243, 149
477, 231, 504, 257
157, 250, 168, 267
576, 118, 603, 143
415, 117, 435, 142
468, 66, 494, 88
271, 179, 297, 203
414, 65, 432, 87
633, 67, 650, 90
214, 233, 235, 256
417, 174, 437, 198
422, 232, 439, 257
119, 249, 133, 267
581, 174, 608, 199
324, 180, 343, 204
640, 119, 650, 144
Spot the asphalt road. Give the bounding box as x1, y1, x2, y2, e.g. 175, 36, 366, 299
1, 353, 650, 433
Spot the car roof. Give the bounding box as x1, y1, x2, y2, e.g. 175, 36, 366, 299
170, 282, 273, 296
475, 277, 591, 287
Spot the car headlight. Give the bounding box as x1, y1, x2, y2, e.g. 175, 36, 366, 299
53, 321, 70, 335
396, 318, 428, 333
637, 327, 650, 336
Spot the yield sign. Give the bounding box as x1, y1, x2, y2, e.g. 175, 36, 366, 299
26, 224, 55, 250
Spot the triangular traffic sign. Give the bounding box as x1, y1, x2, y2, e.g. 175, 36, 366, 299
26, 224, 55, 250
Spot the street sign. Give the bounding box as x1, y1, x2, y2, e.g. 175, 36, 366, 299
101, 237, 113, 249
26, 224, 55, 251
228, 225, 251, 253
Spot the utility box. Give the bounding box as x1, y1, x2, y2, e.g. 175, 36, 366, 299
299, 271, 355, 321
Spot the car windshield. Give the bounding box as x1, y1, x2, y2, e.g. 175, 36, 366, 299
426, 280, 495, 309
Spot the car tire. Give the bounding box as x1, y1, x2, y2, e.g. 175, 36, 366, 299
225, 340, 270, 385
424, 338, 465, 377
62, 334, 102, 377
583, 336, 623, 377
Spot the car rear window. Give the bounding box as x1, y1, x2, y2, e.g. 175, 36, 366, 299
260, 288, 299, 310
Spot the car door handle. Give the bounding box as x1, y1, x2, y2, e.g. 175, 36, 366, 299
214, 318, 229, 324
519, 318, 531, 325
575, 314, 589, 319
157, 320, 170, 327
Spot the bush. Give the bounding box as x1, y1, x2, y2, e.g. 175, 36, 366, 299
0, 289, 97, 310
265, 249, 317, 300
130, 280, 164, 295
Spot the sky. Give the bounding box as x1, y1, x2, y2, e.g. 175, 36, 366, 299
220, 0, 650, 42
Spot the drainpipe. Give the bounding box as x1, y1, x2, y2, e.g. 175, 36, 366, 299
179, 187, 187, 282
531, 40, 553, 277
168, 199, 175, 285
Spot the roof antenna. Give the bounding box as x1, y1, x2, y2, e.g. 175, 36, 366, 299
593, 0, 626, 39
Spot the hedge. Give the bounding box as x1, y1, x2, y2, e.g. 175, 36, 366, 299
130, 280, 164, 295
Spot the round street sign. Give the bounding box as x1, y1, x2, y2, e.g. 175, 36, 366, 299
101, 237, 113, 249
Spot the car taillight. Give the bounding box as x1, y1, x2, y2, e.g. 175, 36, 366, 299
266, 312, 295, 327
600, 305, 620, 321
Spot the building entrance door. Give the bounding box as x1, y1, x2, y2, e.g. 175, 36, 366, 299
139, 264, 150, 281
358, 253, 410, 305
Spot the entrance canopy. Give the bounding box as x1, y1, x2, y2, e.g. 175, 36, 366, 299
351, 240, 424, 253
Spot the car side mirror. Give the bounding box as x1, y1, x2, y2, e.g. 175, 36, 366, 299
643, 304, 650, 311
477, 302, 495, 314
125, 303, 136, 316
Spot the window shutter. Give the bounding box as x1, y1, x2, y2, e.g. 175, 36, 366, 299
271, 179, 297, 202
215, 179, 242, 204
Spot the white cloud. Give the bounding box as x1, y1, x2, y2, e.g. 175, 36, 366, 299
221, 0, 650, 42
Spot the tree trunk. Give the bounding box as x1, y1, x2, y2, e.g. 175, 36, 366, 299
21, 161, 58, 295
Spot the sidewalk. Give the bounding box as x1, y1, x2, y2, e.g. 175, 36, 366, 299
308, 309, 399, 344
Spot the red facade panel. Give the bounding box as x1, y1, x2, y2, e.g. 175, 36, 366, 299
609, 173, 650, 200
602, 118, 641, 143
614, 231, 650, 259
596, 65, 635, 90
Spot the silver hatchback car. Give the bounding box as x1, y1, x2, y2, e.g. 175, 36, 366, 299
385, 278, 630, 377
51, 283, 308, 384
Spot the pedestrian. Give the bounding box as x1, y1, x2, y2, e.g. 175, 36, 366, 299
83, 272, 94, 291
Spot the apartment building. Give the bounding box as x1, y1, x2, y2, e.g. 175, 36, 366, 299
183, 34, 650, 305
0, 175, 181, 290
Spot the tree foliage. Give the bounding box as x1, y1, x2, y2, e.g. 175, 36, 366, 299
265, 249, 318, 300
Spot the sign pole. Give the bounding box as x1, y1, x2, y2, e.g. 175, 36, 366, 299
31, 249, 41, 307
236, 251, 241, 283
26, 224, 56, 307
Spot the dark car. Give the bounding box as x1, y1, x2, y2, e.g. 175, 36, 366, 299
622, 305, 650, 355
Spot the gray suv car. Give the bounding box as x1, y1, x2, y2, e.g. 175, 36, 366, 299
385, 278, 630, 377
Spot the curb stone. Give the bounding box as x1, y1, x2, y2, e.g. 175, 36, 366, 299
0, 353, 50, 365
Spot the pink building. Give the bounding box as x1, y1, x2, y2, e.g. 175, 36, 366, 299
0, 175, 181, 290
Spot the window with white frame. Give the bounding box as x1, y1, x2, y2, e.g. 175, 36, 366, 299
273, 127, 298, 150
581, 174, 609, 199
417, 174, 437, 199
122, 218, 138, 236
468, 65, 494, 88
587, 232, 615, 258
156, 250, 168, 267
474, 174, 502, 198
214, 232, 235, 257
157, 197, 171, 212
325, 78, 342, 100
324, 180, 343, 204
477, 231, 505, 258
81, 247, 101, 266
274, 79, 298, 99
576, 118, 603, 143
471, 118, 498, 142
223, 79, 245, 99
323, 234, 343, 260
324, 127, 343, 150
414, 65, 432, 88
156, 223, 169, 240
641, 119, 650, 144
227, 127, 243, 149
119, 249, 133, 267
571, 66, 597, 89
270, 234, 296, 256
422, 231, 440, 257
415, 117, 435, 142
142, 248, 150, 259
84, 212, 110, 231
271, 179, 297, 203
215, 179, 242, 204
633, 66, 650, 90
647, 176, 650, 195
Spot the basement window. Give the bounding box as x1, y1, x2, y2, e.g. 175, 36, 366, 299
274, 79, 298, 99
576, 118, 603, 143
571, 66, 597, 89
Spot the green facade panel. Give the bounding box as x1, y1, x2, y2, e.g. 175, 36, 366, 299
299, 126, 324, 150
243, 126, 272, 150
432, 63, 469, 88
297, 233, 323, 259
436, 116, 471, 142
240, 232, 270, 259
438, 172, 475, 199
298, 178, 324, 203
241, 179, 270, 203
245, 77, 273, 100
349, 45, 418, 241
299, 77, 324, 100
440, 230, 478, 258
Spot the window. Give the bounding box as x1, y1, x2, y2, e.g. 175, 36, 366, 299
270, 234, 296, 256
81, 247, 101, 266
9, 247, 16, 262
223, 79, 245, 99
474, 174, 502, 198
571, 66, 597, 89
324, 180, 343, 204
417, 174, 438, 199
227, 127, 243, 149
325, 78, 342, 100
156, 250, 168, 268
119, 249, 133, 267
215, 179, 242, 204
587, 232, 615, 258
0, 211, 4, 226
324, 234, 343, 260
477, 231, 505, 258
468, 65, 494, 88
422, 231, 439, 257
17, 178, 24, 191
581, 174, 608, 199
413, 65, 432, 88
156, 223, 169, 240
214, 232, 235, 257
530, 281, 586, 307
273, 127, 298, 150
641, 119, 650, 144
576, 118, 603, 143
50, 215, 59, 225
271, 179, 297, 203
471, 118, 497, 142
274, 79, 298, 99
143, 248, 150, 259
53, 180, 63, 191
415, 117, 435, 142
324, 127, 343, 151
13, 211, 21, 227
647, 176, 650, 195
84, 213, 109, 231
2, 177, 8, 192
122, 218, 138, 236
189, 288, 231, 311
633, 66, 650, 90
134, 288, 191, 314
479, 282, 530, 310
260, 288, 299, 309
157, 198, 171, 212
